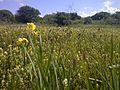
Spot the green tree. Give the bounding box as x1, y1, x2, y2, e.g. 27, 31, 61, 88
105, 12, 120, 25
105, 17, 118, 25
70, 13, 81, 20
84, 17, 92, 24
112, 12, 120, 19
54, 12, 71, 26
43, 14, 56, 25
91, 12, 110, 20
42, 12, 81, 25
15, 6, 40, 23
0, 10, 15, 23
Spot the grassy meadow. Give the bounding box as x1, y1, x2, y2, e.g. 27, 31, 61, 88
0, 24, 120, 90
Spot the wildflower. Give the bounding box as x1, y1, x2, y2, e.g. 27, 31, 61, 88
89, 77, 102, 83
62, 78, 68, 87
22, 38, 29, 44
16, 38, 23, 45
109, 64, 120, 69
13, 47, 19, 53
4, 51, 8, 55
32, 31, 39, 38
2, 75, 5, 79
27, 23, 36, 30
21, 68, 24, 71
16, 38, 28, 45
8, 44, 12, 47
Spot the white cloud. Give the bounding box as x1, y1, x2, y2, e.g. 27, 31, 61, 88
78, 11, 88, 17
83, 7, 94, 10
102, 0, 120, 13
104, 0, 112, 7
19, 2, 25, 6
78, 0, 120, 17
78, 11, 97, 17
13, 0, 25, 6
77, 7, 97, 17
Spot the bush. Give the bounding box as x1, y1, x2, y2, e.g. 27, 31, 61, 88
0, 10, 15, 23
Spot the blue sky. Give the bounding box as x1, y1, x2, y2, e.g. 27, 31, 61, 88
0, 0, 120, 17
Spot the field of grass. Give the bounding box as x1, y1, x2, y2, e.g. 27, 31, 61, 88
0, 24, 120, 90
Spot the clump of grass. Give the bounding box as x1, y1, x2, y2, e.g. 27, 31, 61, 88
0, 24, 120, 89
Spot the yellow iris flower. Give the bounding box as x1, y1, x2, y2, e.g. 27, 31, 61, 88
17, 38, 28, 45
27, 23, 36, 30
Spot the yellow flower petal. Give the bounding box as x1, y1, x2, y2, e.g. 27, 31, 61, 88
27, 23, 36, 30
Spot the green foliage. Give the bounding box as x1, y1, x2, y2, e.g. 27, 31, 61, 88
110, 12, 120, 24
0, 10, 15, 23
71, 20, 83, 25
91, 11, 120, 25
34, 16, 43, 23
0, 24, 120, 89
54, 12, 71, 26
1, 7, 120, 25
112, 12, 120, 19
69, 12, 81, 20
84, 17, 92, 24
91, 12, 111, 20
105, 17, 118, 25
15, 6, 40, 23
43, 14, 56, 25
42, 12, 81, 26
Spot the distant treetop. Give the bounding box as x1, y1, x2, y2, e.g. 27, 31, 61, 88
15, 5, 40, 23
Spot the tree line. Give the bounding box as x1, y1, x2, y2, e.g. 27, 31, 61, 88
0, 5, 120, 25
